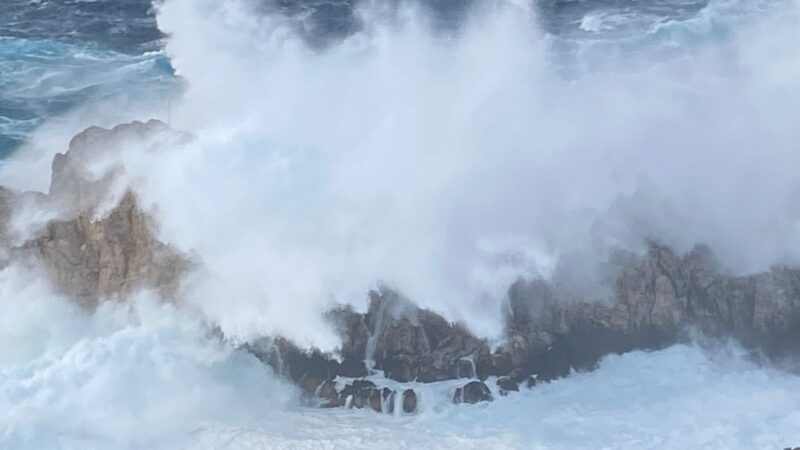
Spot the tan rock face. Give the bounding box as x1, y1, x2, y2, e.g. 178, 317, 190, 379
49, 119, 191, 215
17, 191, 186, 308
5, 120, 191, 308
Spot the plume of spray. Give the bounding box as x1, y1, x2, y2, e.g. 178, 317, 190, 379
14, 0, 799, 350
1, 0, 798, 446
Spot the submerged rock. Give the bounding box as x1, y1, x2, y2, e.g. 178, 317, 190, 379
345, 380, 378, 410
15, 191, 187, 308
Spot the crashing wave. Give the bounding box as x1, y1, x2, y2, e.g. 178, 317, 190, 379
2, 120, 800, 416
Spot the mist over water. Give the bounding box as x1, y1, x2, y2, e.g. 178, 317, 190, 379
124, 0, 800, 345
1, 0, 800, 448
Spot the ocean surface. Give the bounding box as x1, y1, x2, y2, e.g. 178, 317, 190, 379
0, 0, 175, 156
1, 0, 799, 449
0, 0, 781, 156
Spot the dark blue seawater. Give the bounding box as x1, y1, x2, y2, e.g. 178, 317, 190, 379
0, 0, 176, 156
0, 0, 781, 157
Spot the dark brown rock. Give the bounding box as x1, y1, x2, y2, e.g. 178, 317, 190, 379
497, 376, 519, 396
456, 358, 476, 378
368, 388, 383, 412
257, 243, 800, 412
401, 389, 417, 413
501, 243, 800, 382
339, 379, 381, 410
382, 388, 395, 413
364, 290, 492, 382
454, 381, 493, 404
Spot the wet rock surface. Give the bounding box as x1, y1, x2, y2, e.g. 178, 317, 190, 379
454, 381, 493, 404
310, 377, 417, 414
327, 291, 494, 383
402, 389, 418, 413
6, 121, 800, 415
0, 120, 190, 308
250, 243, 800, 412
496, 376, 519, 396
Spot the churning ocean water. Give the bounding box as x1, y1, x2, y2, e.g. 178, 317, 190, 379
1, 0, 800, 449
0, 0, 177, 156
0, 0, 781, 157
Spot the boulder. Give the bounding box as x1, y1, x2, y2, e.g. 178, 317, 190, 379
454, 381, 493, 404
496, 377, 519, 396
316, 379, 338, 400
247, 337, 341, 397
342, 380, 377, 410
401, 389, 417, 413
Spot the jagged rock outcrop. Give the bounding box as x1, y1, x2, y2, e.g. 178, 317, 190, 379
1, 120, 191, 307
355, 290, 493, 382
401, 389, 418, 413
250, 243, 800, 412
498, 244, 800, 381
14, 191, 188, 307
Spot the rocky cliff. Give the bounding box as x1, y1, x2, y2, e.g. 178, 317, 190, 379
1, 120, 190, 308
4, 121, 799, 413
251, 243, 800, 411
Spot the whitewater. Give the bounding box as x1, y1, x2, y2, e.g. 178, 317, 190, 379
2, 285, 799, 449
1, 0, 800, 448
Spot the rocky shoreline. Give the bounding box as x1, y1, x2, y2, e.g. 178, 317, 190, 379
3, 120, 800, 414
